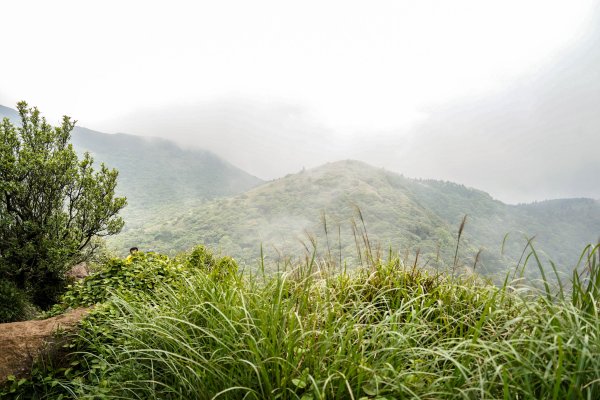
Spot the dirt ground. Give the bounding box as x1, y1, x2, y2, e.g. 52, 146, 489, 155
0, 307, 90, 383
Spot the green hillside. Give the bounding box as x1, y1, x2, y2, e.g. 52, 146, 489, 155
0, 105, 19, 122
69, 127, 263, 229
114, 160, 466, 266
402, 179, 600, 273
116, 160, 600, 277
0, 104, 264, 234
70, 127, 263, 205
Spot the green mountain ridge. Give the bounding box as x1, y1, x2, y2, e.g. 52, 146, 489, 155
115, 160, 600, 278
69, 127, 264, 226
0, 104, 264, 233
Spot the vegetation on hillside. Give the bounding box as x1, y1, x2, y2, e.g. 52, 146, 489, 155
3, 243, 600, 399
2, 103, 599, 399
68, 127, 263, 233
113, 161, 600, 282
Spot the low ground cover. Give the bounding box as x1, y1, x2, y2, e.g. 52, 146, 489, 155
3, 245, 599, 399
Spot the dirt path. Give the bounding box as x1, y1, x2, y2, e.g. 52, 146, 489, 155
0, 307, 91, 383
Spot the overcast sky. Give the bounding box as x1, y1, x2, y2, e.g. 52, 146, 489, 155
1, 0, 599, 203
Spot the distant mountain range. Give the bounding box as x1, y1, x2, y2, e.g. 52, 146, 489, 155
0, 104, 264, 231
2, 104, 598, 279
0, 105, 19, 121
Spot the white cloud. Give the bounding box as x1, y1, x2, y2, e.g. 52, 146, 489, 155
1, 0, 595, 132
1, 0, 599, 202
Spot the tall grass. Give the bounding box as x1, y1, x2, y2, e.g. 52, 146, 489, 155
69, 245, 600, 399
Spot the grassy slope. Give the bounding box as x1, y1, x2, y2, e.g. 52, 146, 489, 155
7, 246, 600, 399
114, 160, 470, 268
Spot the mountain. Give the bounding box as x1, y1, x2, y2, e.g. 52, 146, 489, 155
69, 127, 263, 224
117, 159, 467, 263
0, 104, 264, 231
116, 160, 600, 279
0, 105, 19, 122
402, 180, 600, 274
3, 104, 598, 278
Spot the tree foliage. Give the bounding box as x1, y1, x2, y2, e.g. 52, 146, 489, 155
0, 102, 126, 309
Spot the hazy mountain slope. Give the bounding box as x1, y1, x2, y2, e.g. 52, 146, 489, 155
115, 160, 468, 266
70, 127, 263, 207
511, 199, 600, 264
0, 105, 264, 232
116, 160, 599, 277
391, 178, 600, 270
0, 105, 19, 122
3, 104, 597, 276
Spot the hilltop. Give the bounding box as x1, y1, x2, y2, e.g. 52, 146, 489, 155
69, 127, 263, 230
116, 160, 600, 277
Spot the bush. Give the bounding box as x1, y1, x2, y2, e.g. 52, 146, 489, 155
58, 252, 183, 309
0, 280, 33, 323
48, 247, 239, 314
185, 245, 239, 279
0, 102, 126, 309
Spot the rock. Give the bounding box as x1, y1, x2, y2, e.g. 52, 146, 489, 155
0, 307, 91, 383
66, 262, 90, 280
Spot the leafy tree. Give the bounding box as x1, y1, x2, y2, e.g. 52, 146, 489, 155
0, 102, 126, 309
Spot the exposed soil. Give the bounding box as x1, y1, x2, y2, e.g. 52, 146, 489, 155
0, 307, 91, 383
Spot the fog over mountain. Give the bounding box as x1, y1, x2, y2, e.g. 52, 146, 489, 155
99, 99, 344, 180
370, 8, 600, 203
92, 5, 600, 204
113, 160, 600, 278
0, 105, 263, 233
1, 1, 598, 204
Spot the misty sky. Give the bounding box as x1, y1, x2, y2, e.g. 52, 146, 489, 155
1, 0, 599, 203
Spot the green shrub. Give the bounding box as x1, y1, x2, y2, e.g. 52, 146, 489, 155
45, 248, 239, 315
58, 252, 179, 309
185, 244, 218, 269
0, 280, 33, 323
185, 245, 239, 278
